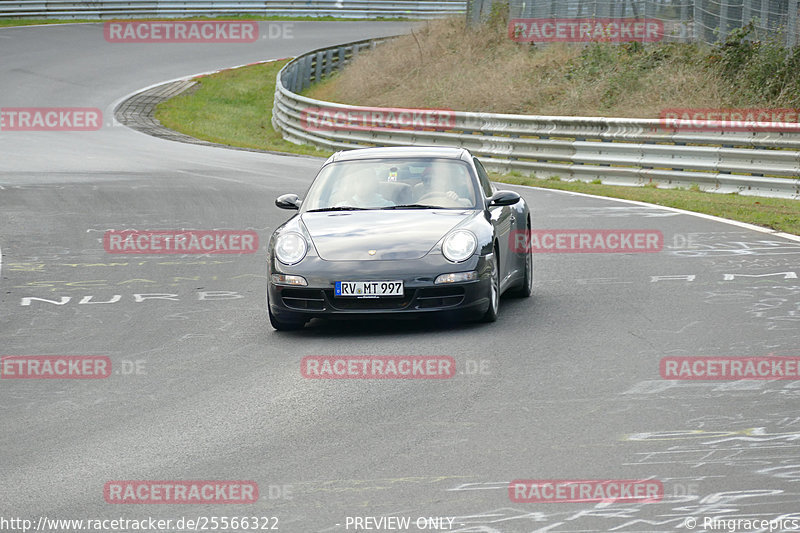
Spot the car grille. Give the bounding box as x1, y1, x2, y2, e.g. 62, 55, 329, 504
416, 286, 465, 309
279, 286, 466, 312
327, 289, 414, 310
280, 288, 325, 311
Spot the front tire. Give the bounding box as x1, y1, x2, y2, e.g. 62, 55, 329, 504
510, 217, 533, 298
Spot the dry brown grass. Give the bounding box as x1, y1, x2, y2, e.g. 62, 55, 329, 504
305, 17, 737, 118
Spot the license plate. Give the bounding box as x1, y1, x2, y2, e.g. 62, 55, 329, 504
335, 281, 404, 297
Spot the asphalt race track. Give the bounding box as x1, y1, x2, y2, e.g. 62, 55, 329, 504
2, 21, 800, 533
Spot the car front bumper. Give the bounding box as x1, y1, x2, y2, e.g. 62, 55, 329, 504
267, 253, 493, 321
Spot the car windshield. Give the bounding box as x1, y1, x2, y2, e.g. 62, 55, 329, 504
302, 158, 479, 211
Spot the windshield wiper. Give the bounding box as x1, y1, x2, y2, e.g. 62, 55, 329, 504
306, 206, 369, 212
380, 204, 447, 210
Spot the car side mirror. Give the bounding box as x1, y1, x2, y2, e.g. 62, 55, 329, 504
488, 190, 521, 207
276, 194, 302, 210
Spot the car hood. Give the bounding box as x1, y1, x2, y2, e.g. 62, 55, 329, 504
301, 210, 473, 261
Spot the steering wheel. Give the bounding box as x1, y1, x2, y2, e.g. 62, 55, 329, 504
418, 192, 458, 203
417, 191, 466, 207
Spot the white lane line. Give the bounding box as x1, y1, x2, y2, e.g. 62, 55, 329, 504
505, 183, 800, 243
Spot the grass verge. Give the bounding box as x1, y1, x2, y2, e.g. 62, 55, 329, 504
155, 60, 332, 158
495, 173, 799, 235
153, 57, 800, 236
0, 18, 101, 27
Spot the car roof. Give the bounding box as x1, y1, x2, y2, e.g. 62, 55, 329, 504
328, 146, 471, 163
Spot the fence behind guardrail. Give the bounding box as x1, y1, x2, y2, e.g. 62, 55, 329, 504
469, 0, 799, 47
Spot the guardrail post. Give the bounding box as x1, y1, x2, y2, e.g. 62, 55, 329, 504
335, 46, 344, 71
300, 55, 312, 91
314, 51, 323, 84
288, 62, 299, 93
324, 49, 334, 77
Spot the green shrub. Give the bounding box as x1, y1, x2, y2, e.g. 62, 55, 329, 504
707, 22, 800, 106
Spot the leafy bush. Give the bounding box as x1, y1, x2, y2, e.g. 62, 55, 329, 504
707, 22, 800, 106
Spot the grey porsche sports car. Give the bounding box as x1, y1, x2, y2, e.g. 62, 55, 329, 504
266, 146, 532, 330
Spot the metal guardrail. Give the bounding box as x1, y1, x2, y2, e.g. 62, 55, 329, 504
0, 0, 465, 19
272, 37, 800, 199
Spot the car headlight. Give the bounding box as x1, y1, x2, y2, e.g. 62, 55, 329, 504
275, 232, 308, 265
442, 230, 477, 263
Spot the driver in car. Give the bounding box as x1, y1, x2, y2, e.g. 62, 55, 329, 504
419, 164, 474, 207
